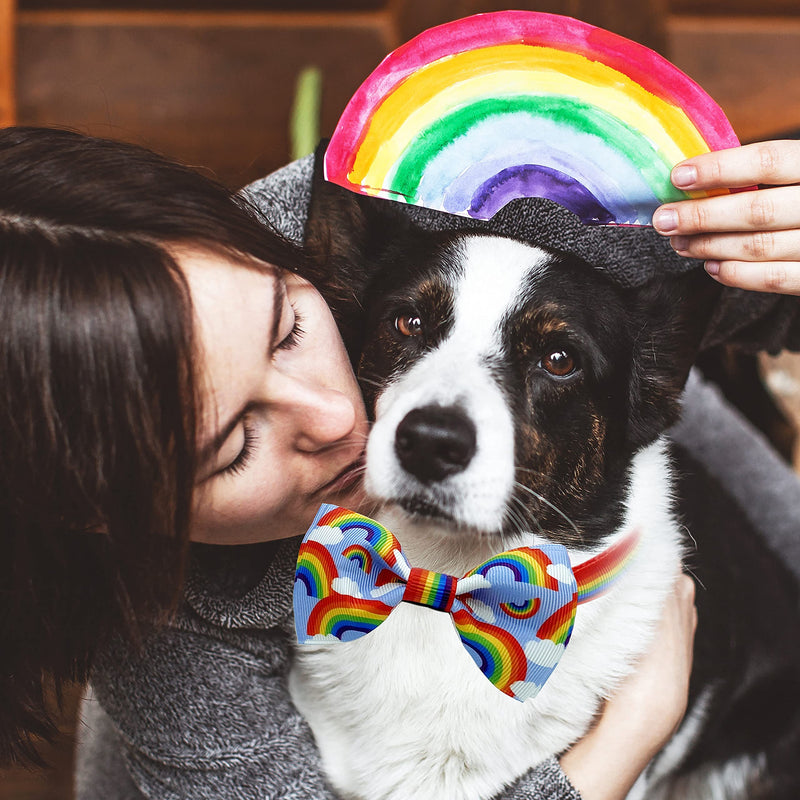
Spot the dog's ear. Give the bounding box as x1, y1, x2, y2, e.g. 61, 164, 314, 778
304, 141, 371, 362
625, 269, 723, 448
304, 140, 415, 364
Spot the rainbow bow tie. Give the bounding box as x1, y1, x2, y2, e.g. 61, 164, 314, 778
294, 504, 639, 702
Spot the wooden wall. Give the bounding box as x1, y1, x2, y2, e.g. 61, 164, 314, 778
11, 0, 675, 188
668, 15, 800, 143
9, 0, 800, 187
0, 0, 13, 126
15, 5, 396, 187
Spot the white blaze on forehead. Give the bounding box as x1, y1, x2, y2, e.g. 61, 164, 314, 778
365, 235, 554, 532
450, 236, 553, 354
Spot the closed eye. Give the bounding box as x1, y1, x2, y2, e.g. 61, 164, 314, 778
277, 304, 305, 351
221, 419, 258, 476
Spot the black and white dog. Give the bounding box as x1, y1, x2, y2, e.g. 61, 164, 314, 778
290, 153, 800, 800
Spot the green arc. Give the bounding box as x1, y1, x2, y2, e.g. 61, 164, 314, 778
387, 95, 684, 205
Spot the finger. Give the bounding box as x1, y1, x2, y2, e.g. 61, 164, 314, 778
704, 260, 800, 295
669, 229, 800, 262
676, 574, 697, 635
653, 185, 800, 236
674, 573, 696, 603
671, 140, 800, 191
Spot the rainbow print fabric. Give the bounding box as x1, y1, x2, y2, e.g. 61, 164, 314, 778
294, 504, 587, 702
324, 11, 741, 226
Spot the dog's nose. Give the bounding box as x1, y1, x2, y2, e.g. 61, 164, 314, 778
395, 405, 477, 483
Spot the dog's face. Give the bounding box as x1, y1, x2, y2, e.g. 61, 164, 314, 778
306, 167, 719, 549
359, 232, 634, 545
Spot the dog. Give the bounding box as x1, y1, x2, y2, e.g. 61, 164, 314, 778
289, 150, 800, 800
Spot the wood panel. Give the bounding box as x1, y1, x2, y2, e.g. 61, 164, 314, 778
20, 0, 389, 9
667, 16, 800, 142
397, 0, 571, 43
16, 10, 396, 187
0, 0, 14, 125
397, 0, 667, 53
671, 0, 800, 16
575, 0, 667, 53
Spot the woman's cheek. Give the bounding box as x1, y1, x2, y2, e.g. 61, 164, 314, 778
193, 472, 272, 529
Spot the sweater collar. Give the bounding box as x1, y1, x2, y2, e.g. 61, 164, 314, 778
184, 536, 301, 630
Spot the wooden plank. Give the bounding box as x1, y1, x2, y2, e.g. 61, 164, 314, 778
397, 0, 667, 58
18, 9, 393, 29
575, 0, 667, 53
667, 16, 800, 142
16, 14, 395, 187
20, 0, 388, 8
671, 0, 800, 16
0, 0, 15, 126
397, 0, 575, 44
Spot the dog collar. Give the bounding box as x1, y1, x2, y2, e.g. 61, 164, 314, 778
574, 529, 642, 604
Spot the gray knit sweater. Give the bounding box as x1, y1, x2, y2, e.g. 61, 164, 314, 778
74, 157, 800, 800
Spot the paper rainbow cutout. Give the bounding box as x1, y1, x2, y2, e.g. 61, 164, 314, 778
325, 11, 741, 226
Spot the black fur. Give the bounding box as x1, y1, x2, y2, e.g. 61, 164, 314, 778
673, 445, 800, 798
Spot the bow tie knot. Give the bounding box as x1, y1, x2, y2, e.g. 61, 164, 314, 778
295, 504, 640, 702
403, 567, 459, 612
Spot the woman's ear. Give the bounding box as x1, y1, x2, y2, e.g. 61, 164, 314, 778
625, 269, 723, 448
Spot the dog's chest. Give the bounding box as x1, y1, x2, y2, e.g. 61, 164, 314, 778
290, 443, 683, 800
291, 552, 674, 799
291, 600, 583, 800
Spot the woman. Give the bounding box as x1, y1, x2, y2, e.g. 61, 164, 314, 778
0, 126, 792, 799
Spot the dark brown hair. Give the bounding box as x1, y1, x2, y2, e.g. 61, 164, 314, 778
0, 127, 306, 764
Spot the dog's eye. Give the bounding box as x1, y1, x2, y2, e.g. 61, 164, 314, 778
395, 314, 424, 338
540, 350, 577, 377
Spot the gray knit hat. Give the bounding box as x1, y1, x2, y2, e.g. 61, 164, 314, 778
247, 150, 800, 355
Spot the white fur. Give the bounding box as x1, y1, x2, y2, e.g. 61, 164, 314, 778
291, 441, 683, 800
291, 237, 686, 799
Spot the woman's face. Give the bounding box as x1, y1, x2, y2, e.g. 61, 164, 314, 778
181, 248, 369, 544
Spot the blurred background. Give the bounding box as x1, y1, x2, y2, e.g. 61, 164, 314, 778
2, 0, 800, 189
1, 0, 799, 797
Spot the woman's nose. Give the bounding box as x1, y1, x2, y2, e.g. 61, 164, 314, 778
279, 375, 359, 452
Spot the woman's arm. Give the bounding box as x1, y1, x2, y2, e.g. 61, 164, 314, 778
558, 574, 697, 800
76, 618, 339, 800
653, 140, 800, 295
494, 574, 696, 800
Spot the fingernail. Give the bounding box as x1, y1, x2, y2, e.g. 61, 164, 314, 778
653, 208, 678, 233
671, 236, 689, 253
705, 260, 720, 276
672, 164, 698, 189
